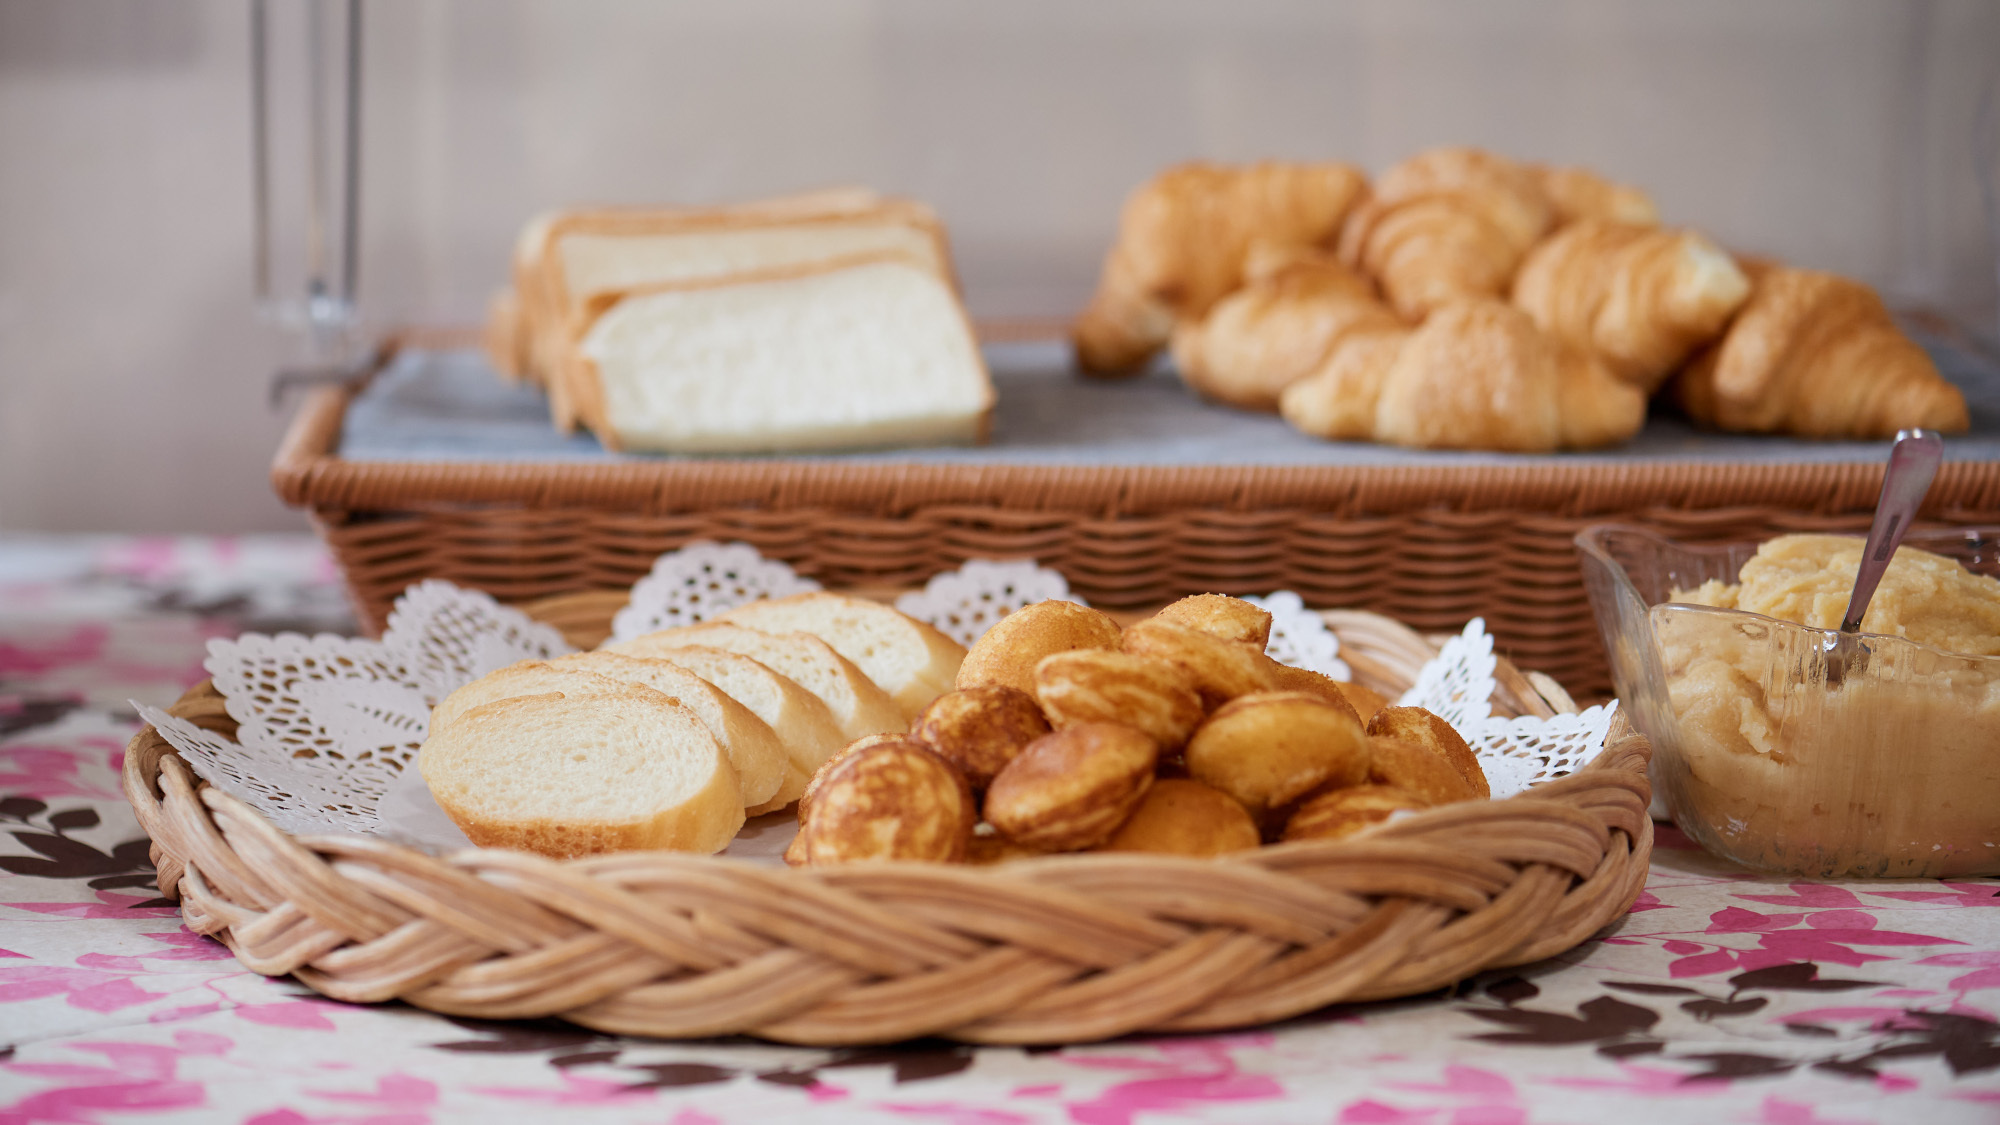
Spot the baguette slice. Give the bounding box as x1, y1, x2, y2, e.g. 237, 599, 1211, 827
716, 592, 966, 719
569, 257, 994, 453
418, 684, 744, 858
549, 651, 788, 808
429, 658, 784, 809
608, 623, 904, 742
602, 642, 841, 808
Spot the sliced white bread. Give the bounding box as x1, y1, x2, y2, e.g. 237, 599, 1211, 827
568, 256, 993, 453
600, 641, 843, 806
549, 650, 789, 808
418, 684, 743, 858
516, 191, 941, 394
428, 658, 783, 809
609, 623, 904, 742
716, 592, 966, 719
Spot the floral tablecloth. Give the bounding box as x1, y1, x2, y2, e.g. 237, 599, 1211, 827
1, 534, 1995, 1124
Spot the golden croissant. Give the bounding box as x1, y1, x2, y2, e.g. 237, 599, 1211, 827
1280, 299, 1647, 452
1531, 165, 1658, 228
1169, 253, 1403, 411
1337, 147, 1553, 320
1513, 219, 1750, 391
1673, 266, 1968, 439
1072, 161, 1369, 376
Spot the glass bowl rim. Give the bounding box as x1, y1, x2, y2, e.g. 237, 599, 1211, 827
1575, 522, 2000, 668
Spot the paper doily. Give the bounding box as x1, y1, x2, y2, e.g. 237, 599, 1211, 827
143, 583, 574, 838
1242, 591, 1348, 680
142, 548, 1614, 844
894, 559, 1084, 647
1399, 618, 1498, 733
610, 541, 821, 643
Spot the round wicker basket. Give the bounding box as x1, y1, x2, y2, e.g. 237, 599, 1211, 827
121, 604, 1652, 1046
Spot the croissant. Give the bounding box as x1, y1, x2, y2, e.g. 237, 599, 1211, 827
1280, 299, 1646, 452
1673, 267, 1968, 439
1337, 147, 1553, 320
1513, 220, 1750, 392
1073, 161, 1370, 376
1169, 254, 1404, 411
1531, 165, 1659, 228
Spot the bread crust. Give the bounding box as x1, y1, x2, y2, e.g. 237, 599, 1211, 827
719, 591, 968, 719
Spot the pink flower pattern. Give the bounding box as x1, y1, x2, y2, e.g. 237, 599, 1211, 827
0, 534, 1993, 1122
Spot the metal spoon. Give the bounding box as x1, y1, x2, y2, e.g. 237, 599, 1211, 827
1826, 428, 1945, 683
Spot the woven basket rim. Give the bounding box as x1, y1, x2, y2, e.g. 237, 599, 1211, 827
122, 605, 1654, 1045
270, 329, 2000, 516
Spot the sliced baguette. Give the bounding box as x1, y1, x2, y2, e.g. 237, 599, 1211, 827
608, 623, 904, 742
568, 256, 993, 453
429, 657, 784, 809
549, 651, 788, 808
418, 684, 743, 858
716, 592, 966, 719
600, 642, 842, 808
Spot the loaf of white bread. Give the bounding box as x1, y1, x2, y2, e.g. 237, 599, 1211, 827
488, 190, 994, 455
417, 593, 967, 858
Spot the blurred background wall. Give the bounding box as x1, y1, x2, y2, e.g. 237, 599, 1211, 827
2, 0, 1997, 531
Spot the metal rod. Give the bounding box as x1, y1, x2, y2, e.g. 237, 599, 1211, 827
341, 0, 361, 307
304, 0, 328, 305
250, 0, 271, 302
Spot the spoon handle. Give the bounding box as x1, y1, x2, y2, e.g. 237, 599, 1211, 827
1842, 428, 1945, 633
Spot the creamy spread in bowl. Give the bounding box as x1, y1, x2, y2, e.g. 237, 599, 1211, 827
1579, 526, 2000, 878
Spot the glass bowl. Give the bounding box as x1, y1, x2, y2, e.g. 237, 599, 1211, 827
1576, 524, 2000, 879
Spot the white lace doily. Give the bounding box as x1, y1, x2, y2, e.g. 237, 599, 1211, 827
1395, 617, 1616, 799
1473, 705, 1619, 799
894, 559, 1084, 647
609, 541, 821, 643
1242, 591, 1348, 680
140, 549, 1613, 845
139, 582, 574, 838
1398, 618, 1497, 733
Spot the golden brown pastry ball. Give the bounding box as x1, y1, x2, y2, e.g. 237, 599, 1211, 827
1266, 663, 1369, 723
794, 739, 975, 864
1034, 649, 1205, 750
912, 685, 1052, 790
1122, 618, 1284, 707
1097, 778, 1260, 856
1282, 784, 1429, 842
957, 600, 1124, 695
1366, 735, 1480, 806
1185, 691, 1370, 814
1366, 706, 1489, 799
985, 722, 1159, 851
1153, 594, 1274, 648
797, 732, 913, 820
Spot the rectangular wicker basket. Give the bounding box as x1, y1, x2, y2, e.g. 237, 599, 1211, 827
272, 328, 2000, 698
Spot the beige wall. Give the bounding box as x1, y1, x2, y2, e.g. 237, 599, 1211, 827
3, 0, 1997, 531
